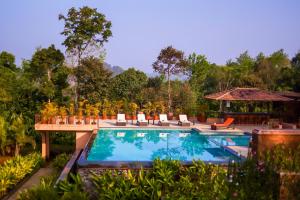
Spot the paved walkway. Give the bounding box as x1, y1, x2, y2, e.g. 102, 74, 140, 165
7, 167, 54, 200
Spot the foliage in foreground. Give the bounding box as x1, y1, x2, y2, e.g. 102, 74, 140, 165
228, 144, 300, 200
52, 153, 71, 171
17, 145, 300, 200
18, 174, 88, 200
92, 159, 228, 200
0, 152, 42, 198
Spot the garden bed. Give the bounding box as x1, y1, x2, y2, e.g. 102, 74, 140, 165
0, 153, 43, 199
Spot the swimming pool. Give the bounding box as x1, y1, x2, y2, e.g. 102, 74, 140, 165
78, 128, 250, 167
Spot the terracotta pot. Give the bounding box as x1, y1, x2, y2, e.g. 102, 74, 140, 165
68, 116, 75, 124
197, 114, 206, 122
85, 116, 91, 124
108, 115, 117, 119
154, 115, 159, 120
125, 115, 131, 120
167, 112, 173, 120
188, 116, 196, 122
102, 114, 107, 120
35, 114, 41, 123
41, 118, 47, 124
132, 115, 137, 120
146, 115, 151, 120
50, 117, 56, 124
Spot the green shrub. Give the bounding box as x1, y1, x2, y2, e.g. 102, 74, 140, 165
0, 152, 42, 198
52, 153, 71, 171
18, 178, 59, 200
18, 173, 88, 200
91, 159, 228, 200
227, 144, 300, 200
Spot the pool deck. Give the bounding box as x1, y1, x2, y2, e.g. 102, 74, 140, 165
98, 119, 262, 134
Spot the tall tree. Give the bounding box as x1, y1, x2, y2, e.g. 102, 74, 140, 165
153, 46, 188, 111
254, 49, 291, 90
77, 56, 112, 103
291, 51, 300, 91
26, 45, 68, 102
187, 53, 212, 102
0, 51, 17, 71
110, 68, 148, 102
59, 6, 112, 106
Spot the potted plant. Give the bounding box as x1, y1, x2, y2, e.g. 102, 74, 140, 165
115, 100, 124, 114
143, 102, 152, 120
85, 103, 92, 124
91, 104, 100, 124
108, 104, 117, 120
67, 103, 75, 124
129, 102, 138, 120
102, 99, 110, 120
197, 104, 208, 122
40, 108, 48, 124
59, 106, 67, 124
123, 99, 131, 120
76, 101, 85, 124
174, 107, 182, 120
41, 102, 58, 124
188, 105, 197, 125
154, 101, 165, 120
95, 102, 102, 119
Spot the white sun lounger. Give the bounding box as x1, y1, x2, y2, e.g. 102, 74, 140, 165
137, 114, 148, 126
158, 114, 170, 126
116, 114, 126, 126
178, 115, 191, 127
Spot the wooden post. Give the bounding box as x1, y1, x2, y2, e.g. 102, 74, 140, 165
41, 132, 50, 160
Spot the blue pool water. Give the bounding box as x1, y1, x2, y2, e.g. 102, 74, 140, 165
87, 129, 250, 163
209, 135, 251, 147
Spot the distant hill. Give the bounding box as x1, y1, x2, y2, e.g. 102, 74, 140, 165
103, 62, 124, 76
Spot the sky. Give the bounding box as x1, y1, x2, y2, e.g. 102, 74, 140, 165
0, 0, 300, 73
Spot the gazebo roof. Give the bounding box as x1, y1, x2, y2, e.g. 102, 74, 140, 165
204, 88, 292, 102
276, 91, 300, 100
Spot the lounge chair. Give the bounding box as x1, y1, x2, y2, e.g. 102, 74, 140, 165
158, 114, 170, 126
137, 114, 148, 126
116, 114, 127, 126
211, 118, 234, 130
178, 114, 191, 127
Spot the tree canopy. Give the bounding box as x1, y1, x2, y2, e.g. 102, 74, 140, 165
109, 68, 148, 102
153, 46, 188, 111
77, 56, 112, 103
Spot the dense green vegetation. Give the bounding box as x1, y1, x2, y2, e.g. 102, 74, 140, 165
17, 145, 300, 200
1, 5, 300, 155
18, 174, 88, 200
0, 153, 42, 198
